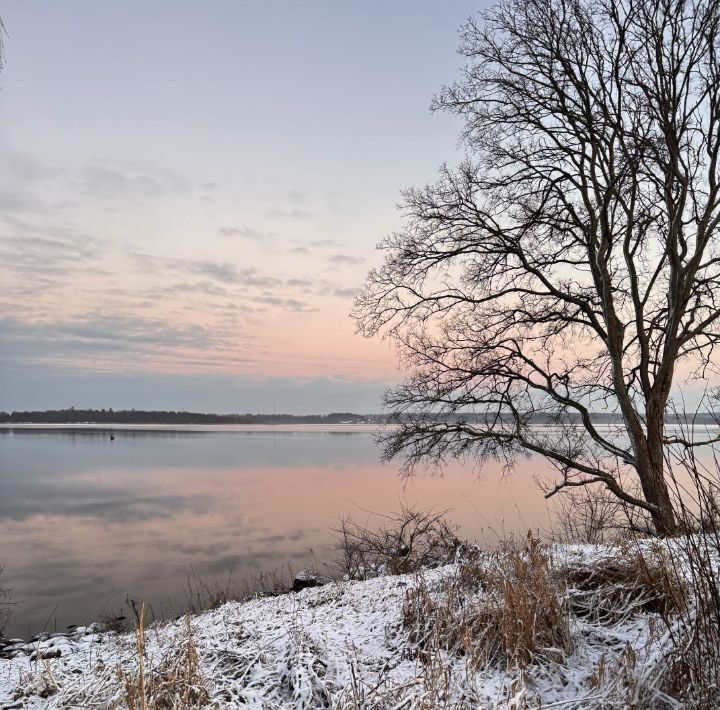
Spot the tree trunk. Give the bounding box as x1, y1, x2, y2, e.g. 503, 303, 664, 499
637, 407, 677, 535
639, 464, 677, 535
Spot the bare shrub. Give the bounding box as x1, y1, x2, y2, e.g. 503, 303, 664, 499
549, 484, 653, 544
550, 486, 622, 544
182, 569, 239, 614
402, 533, 571, 670
182, 565, 289, 615
0, 566, 14, 635
98, 609, 132, 634
334, 504, 460, 580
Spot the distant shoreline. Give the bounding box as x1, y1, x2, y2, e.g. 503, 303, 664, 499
2, 408, 719, 427
0, 422, 381, 431
0, 409, 383, 426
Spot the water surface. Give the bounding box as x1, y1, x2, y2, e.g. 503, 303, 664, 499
0, 424, 554, 638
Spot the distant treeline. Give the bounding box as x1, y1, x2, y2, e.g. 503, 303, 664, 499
0, 409, 385, 425
0, 408, 716, 426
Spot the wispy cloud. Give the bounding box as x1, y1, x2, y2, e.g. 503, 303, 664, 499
218, 225, 272, 240
0, 314, 261, 375
1, 314, 222, 353
132, 253, 283, 288
285, 189, 307, 203
0, 368, 391, 414
78, 160, 188, 203
268, 207, 315, 220
328, 254, 365, 266
0, 230, 105, 276
162, 281, 230, 297
331, 287, 361, 299
0, 147, 392, 399
286, 278, 313, 289
251, 295, 316, 312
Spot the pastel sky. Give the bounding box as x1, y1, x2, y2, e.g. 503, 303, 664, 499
0, 1, 481, 413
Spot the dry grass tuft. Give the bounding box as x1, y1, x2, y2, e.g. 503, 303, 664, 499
118, 606, 213, 710
665, 600, 720, 710
402, 532, 571, 670
659, 527, 720, 708
12, 660, 60, 702
182, 565, 290, 615
565, 541, 686, 622
339, 644, 481, 709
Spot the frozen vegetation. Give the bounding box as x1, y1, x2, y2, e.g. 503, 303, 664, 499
0, 533, 717, 709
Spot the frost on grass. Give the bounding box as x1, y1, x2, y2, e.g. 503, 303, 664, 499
402, 534, 572, 670
0, 537, 717, 709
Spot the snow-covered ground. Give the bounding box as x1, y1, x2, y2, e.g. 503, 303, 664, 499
0, 542, 705, 709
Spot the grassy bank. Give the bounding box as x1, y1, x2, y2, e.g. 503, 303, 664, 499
1, 531, 718, 709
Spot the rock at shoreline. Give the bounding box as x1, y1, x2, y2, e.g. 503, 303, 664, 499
292, 569, 322, 592
0, 625, 98, 660
29, 648, 61, 662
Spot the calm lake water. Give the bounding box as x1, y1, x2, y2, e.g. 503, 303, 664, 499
0, 424, 556, 638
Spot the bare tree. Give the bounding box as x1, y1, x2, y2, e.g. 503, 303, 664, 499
355, 0, 720, 535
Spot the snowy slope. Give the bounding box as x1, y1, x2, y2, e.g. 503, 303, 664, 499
0, 543, 699, 709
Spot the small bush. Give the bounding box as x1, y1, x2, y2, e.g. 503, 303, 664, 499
334, 503, 460, 580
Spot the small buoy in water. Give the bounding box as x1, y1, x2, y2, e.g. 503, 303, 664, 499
110, 434, 115, 441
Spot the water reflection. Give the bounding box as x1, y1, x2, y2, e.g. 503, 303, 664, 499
0, 425, 554, 637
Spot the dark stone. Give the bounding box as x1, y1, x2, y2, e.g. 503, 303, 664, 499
30, 648, 62, 661
292, 570, 321, 592
3, 643, 28, 654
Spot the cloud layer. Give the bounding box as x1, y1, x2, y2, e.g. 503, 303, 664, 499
0, 0, 480, 410
0, 151, 394, 410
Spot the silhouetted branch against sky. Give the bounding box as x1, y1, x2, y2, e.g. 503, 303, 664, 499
0, 17, 6, 72
355, 0, 720, 534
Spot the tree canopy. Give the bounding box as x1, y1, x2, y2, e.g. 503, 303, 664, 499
355, 0, 720, 534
